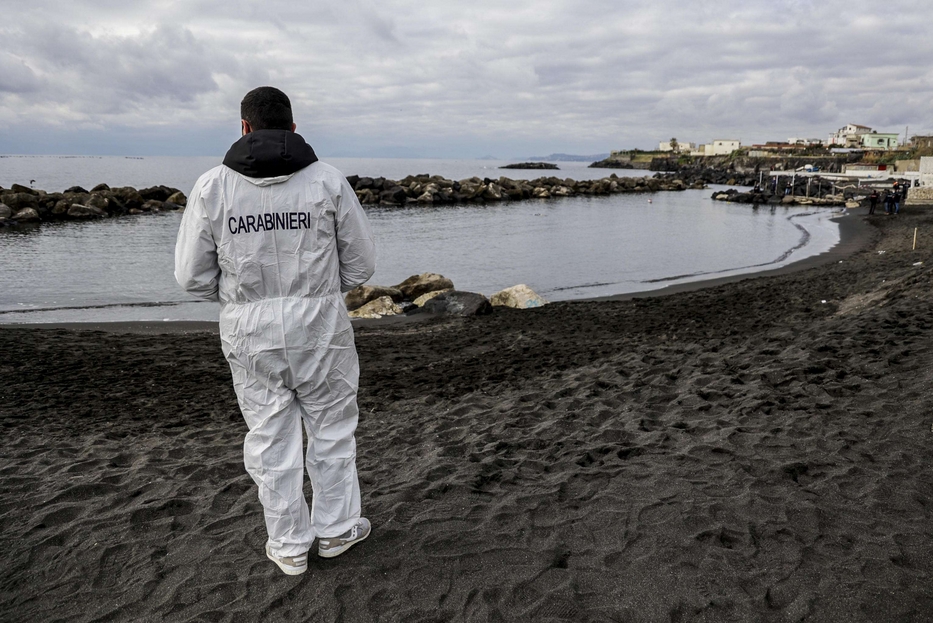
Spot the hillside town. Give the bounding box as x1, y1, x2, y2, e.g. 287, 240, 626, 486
597, 123, 933, 202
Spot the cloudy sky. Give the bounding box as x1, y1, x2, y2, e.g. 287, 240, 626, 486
1, 0, 931, 158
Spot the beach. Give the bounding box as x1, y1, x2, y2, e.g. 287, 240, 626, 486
3, 207, 933, 621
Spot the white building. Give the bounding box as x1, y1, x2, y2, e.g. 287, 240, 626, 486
703, 139, 741, 156
657, 140, 696, 152
827, 123, 873, 147
787, 137, 823, 146
921, 157, 933, 188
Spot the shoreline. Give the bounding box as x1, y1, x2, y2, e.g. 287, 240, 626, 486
4, 205, 933, 619
0, 207, 875, 334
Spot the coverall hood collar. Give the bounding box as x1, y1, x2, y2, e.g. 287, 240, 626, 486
223, 130, 319, 182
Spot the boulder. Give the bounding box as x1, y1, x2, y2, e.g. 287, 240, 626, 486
13, 207, 40, 222
347, 296, 403, 319
67, 204, 107, 218
142, 200, 165, 212
380, 186, 408, 205
412, 288, 451, 307
86, 194, 110, 212
139, 185, 178, 202
393, 272, 455, 300
532, 187, 551, 198
111, 186, 145, 209
2, 192, 39, 211
482, 183, 503, 201
490, 284, 548, 309
52, 200, 71, 215
64, 186, 89, 194
167, 191, 187, 206
422, 291, 492, 317
0, 203, 11, 220
10, 183, 37, 195
91, 183, 110, 192
345, 285, 404, 311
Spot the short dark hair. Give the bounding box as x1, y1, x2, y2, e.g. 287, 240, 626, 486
240, 86, 293, 131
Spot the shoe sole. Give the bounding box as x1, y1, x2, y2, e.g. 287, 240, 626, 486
318, 529, 370, 559
266, 546, 307, 576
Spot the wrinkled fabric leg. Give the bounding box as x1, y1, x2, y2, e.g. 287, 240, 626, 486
294, 328, 362, 539
227, 355, 314, 558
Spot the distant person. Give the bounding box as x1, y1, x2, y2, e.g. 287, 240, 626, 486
868, 189, 879, 215
175, 86, 376, 575
784, 183, 792, 196
892, 183, 902, 214
770, 176, 777, 195
883, 190, 894, 215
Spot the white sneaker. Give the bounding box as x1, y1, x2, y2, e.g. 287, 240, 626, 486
317, 518, 371, 558
265, 543, 308, 575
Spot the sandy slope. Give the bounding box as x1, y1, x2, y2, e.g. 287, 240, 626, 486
2, 209, 933, 622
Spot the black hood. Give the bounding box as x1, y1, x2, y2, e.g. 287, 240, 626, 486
222, 130, 318, 178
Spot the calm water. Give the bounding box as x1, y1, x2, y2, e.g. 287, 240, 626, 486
0, 156, 843, 323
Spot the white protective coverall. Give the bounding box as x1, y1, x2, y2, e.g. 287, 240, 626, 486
174, 130, 375, 558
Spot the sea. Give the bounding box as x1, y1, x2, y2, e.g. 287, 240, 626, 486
0, 155, 843, 324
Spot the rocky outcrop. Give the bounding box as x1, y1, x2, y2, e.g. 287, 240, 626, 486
0, 204, 11, 220
393, 273, 455, 300
345, 285, 404, 311
490, 284, 548, 309
499, 162, 559, 170
347, 296, 403, 319
588, 158, 635, 169
421, 291, 492, 317
0, 184, 185, 225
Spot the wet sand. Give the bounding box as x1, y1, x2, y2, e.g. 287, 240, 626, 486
3, 208, 933, 621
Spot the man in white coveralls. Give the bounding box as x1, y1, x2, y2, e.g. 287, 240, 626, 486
175, 86, 376, 576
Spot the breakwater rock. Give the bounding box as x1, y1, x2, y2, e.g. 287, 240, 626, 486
711, 188, 847, 207
346, 173, 694, 206
499, 162, 559, 170
0, 170, 701, 227
0, 183, 186, 225
347, 273, 547, 319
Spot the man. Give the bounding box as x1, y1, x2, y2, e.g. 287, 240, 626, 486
868, 189, 879, 215
175, 86, 376, 576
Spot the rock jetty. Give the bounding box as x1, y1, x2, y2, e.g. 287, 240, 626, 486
0, 183, 186, 225
345, 173, 696, 206
711, 188, 847, 207
499, 162, 559, 170
0, 170, 703, 226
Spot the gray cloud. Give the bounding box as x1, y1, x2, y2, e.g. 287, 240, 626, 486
0, 0, 931, 156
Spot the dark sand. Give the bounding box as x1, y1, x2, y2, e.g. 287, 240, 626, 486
3, 209, 933, 621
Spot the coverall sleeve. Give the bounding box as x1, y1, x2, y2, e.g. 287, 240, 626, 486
174, 179, 221, 302
334, 176, 376, 292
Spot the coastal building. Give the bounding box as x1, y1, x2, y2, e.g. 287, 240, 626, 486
657, 140, 696, 153
922, 157, 933, 187
787, 138, 823, 146
828, 123, 873, 147
859, 133, 899, 150
909, 136, 933, 150
703, 139, 741, 156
